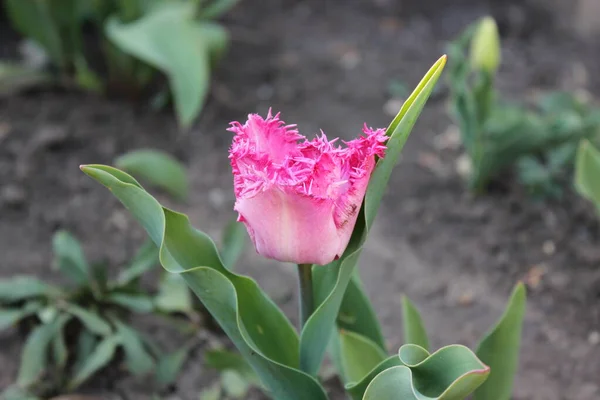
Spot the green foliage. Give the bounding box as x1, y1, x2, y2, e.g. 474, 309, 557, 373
2, 0, 238, 127
575, 139, 600, 213
447, 18, 600, 195
80, 56, 446, 399
115, 149, 189, 201
0, 232, 192, 398
106, 2, 225, 128
332, 279, 525, 400
517, 93, 600, 198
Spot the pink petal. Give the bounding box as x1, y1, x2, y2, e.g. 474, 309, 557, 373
235, 187, 342, 265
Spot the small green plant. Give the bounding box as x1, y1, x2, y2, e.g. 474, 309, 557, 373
517, 92, 600, 198
447, 17, 599, 194
0, 232, 189, 398
2, 0, 239, 127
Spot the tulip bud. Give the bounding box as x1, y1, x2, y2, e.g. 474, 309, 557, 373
470, 17, 501, 73
228, 111, 387, 266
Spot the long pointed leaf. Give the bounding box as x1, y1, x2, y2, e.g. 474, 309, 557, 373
401, 296, 430, 351
339, 330, 387, 384
69, 335, 121, 389
0, 302, 43, 331
116, 239, 160, 285
575, 139, 600, 212
302, 55, 447, 376
0, 276, 60, 303
81, 165, 327, 400
114, 320, 155, 376
337, 274, 386, 351
17, 315, 69, 386
65, 304, 112, 336
474, 283, 526, 400
52, 230, 90, 286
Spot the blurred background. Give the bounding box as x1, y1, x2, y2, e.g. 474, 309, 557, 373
1, 0, 599, 399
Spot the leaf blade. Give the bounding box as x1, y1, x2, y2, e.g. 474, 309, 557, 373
81, 164, 328, 400
115, 149, 188, 201
65, 304, 112, 336
69, 335, 121, 389
339, 330, 387, 384
474, 283, 527, 400
52, 230, 90, 286
401, 296, 430, 351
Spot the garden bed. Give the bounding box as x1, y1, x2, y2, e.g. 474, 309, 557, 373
1, 0, 599, 399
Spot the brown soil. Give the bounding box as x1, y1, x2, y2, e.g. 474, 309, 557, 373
1, 0, 599, 399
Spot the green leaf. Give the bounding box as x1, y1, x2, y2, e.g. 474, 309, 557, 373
345, 356, 403, 399
200, 0, 240, 19
195, 22, 229, 68
155, 345, 191, 388
362, 344, 489, 400
0, 302, 43, 331
107, 292, 154, 313
154, 273, 193, 314
69, 334, 121, 389
0, 61, 52, 97
81, 164, 328, 399
73, 329, 97, 373
155, 342, 193, 389
114, 320, 155, 376
337, 274, 386, 351
575, 139, 600, 212
52, 316, 70, 370
220, 219, 247, 269
17, 315, 69, 386
65, 304, 112, 336
106, 3, 211, 128
302, 55, 447, 376
4, 0, 65, 67
401, 296, 430, 351
52, 230, 90, 285
339, 330, 387, 384
114, 149, 188, 200
199, 383, 222, 400
0, 386, 41, 400
474, 283, 526, 400
221, 370, 250, 399
116, 239, 160, 285
205, 348, 260, 385
74, 55, 104, 93
0, 275, 61, 302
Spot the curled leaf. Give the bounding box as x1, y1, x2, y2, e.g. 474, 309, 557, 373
361, 344, 490, 400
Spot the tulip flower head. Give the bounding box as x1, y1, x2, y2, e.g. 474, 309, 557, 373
228, 110, 386, 265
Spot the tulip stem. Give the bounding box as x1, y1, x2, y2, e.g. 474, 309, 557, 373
297, 263, 314, 330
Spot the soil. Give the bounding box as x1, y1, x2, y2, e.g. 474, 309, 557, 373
1, 0, 600, 399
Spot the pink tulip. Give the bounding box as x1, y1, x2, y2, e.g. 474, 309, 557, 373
228, 110, 386, 265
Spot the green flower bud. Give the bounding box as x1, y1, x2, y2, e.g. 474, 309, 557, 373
470, 17, 501, 73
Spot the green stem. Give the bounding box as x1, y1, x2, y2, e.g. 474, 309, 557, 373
297, 263, 314, 330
